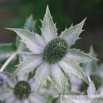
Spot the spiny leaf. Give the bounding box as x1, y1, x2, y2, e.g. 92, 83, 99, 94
24, 15, 35, 32
82, 46, 98, 74
34, 62, 50, 94
58, 59, 89, 84
7, 28, 45, 54
87, 76, 96, 99
41, 6, 57, 44
88, 46, 98, 71
60, 18, 86, 47
68, 49, 97, 63
16, 36, 29, 51
50, 64, 67, 94
16, 15, 35, 51
11, 54, 43, 79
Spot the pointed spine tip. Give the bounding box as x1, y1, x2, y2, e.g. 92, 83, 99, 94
30, 14, 33, 17
5, 28, 11, 30
84, 17, 87, 21
97, 59, 100, 61
47, 5, 49, 9
90, 44, 93, 48
83, 29, 85, 31
10, 77, 12, 80
29, 14, 33, 19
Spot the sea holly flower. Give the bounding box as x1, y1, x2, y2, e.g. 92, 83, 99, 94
0, 72, 11, 91
0, 73, 7, 91
0, 74, 46, 103
8, 6, 96, 94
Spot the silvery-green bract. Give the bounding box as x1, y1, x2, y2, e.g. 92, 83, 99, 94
0, 15, 35, 73
71, 46, 102, 93
8, 6, 96, 94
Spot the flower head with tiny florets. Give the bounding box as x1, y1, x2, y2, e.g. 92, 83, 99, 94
0, 74, 46, 103
8, 6, 96, 94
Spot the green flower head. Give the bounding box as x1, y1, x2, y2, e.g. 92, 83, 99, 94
0, 74, 46, 103
8, 6, 96, 94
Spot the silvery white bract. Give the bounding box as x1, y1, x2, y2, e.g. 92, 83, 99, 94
87, 76, 96, 100
87, 76, 103, 103
0, 15, 35, 73
71, 46, 102, 92
82, 46, 98, 75
8, 6, 96, 94
0, 74, 46, 103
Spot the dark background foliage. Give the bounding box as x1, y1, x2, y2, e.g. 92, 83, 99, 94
0, 0, 103, 61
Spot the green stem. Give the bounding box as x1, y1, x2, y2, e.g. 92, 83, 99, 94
0, 52, 17, 72
0, 51, 33, 72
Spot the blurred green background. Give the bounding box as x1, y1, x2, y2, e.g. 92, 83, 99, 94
0, 0, 103, 61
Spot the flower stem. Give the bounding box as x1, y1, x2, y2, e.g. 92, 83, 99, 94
0, 51, 33, 72
0, 52, 17, 72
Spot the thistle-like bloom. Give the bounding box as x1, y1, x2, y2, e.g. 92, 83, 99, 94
0, 72, 9, 91
8, 6, 95, 94
0, 74, 46, 103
